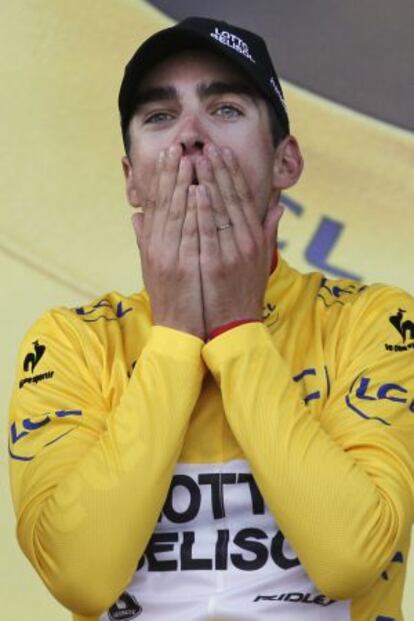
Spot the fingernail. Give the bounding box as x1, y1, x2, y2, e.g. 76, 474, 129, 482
222, 147, 233, 162
169, 144, 180, 158
197, 185, 208, 198
206, 144, 219, 158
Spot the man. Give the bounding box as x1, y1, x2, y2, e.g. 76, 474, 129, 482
8, 16, 414, 621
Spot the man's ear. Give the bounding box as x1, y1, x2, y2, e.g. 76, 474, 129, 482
272, 136, 304, 190
121, 156, 141, 207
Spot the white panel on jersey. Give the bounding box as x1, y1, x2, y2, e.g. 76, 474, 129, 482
100, 460, 350, 620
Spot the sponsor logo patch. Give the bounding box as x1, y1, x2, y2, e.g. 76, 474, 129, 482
317, 277, 366, 307
386, 308, 414, 352
9, 410, 82, 461
210, 27, 256, 63
253, 592, 336, 606
23, 339, 45, 372
108, 592, 142, 620
73, 299, 132, 323
345, 374, 414, 424
19, 371, 54, 389
19, 341, 54, 389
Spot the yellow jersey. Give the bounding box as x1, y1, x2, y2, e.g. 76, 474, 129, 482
8, 256, 414, 620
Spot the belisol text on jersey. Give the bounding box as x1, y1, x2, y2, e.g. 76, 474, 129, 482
136, 527, 300, 573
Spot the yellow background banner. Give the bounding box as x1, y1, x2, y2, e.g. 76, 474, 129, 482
1, 0, 412, 618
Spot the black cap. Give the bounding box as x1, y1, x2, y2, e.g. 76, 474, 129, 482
118, 16, 289, 142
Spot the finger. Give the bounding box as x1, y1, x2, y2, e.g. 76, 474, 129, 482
195, 154, 230, 228
179, 184, 199, 261
196, 166, 240, 264
196, 184, 221, 260
142, 149, 164, 241
205, 144, 251, 233
221, 146, 262, 239
204, 144, 254, 253
164, 155, 193, 242
152, 144, 183, 237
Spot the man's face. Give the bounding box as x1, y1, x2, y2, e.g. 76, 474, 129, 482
123, 48, 280, 220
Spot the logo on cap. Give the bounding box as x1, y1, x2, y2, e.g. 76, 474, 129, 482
270, 77, 287, 110
210, 28, 256, 63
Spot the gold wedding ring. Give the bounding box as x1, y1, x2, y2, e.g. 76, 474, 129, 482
216, 222, 233, 232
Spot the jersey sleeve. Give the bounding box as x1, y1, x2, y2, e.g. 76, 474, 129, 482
202, 285, 414, 600
8, 308, 205, 617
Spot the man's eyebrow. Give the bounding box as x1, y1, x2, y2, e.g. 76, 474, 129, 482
133, 86, 178, 111
196, 80, 258, 100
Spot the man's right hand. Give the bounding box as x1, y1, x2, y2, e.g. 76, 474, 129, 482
132, 144, 205, 341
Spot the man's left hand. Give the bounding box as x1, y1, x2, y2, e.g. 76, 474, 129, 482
195, 144, 283, 337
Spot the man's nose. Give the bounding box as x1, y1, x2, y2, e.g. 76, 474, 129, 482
177, 114, 206, 156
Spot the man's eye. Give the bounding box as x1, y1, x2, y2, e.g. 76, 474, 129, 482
144, 112, 174, 124
214, 105, 243, 119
